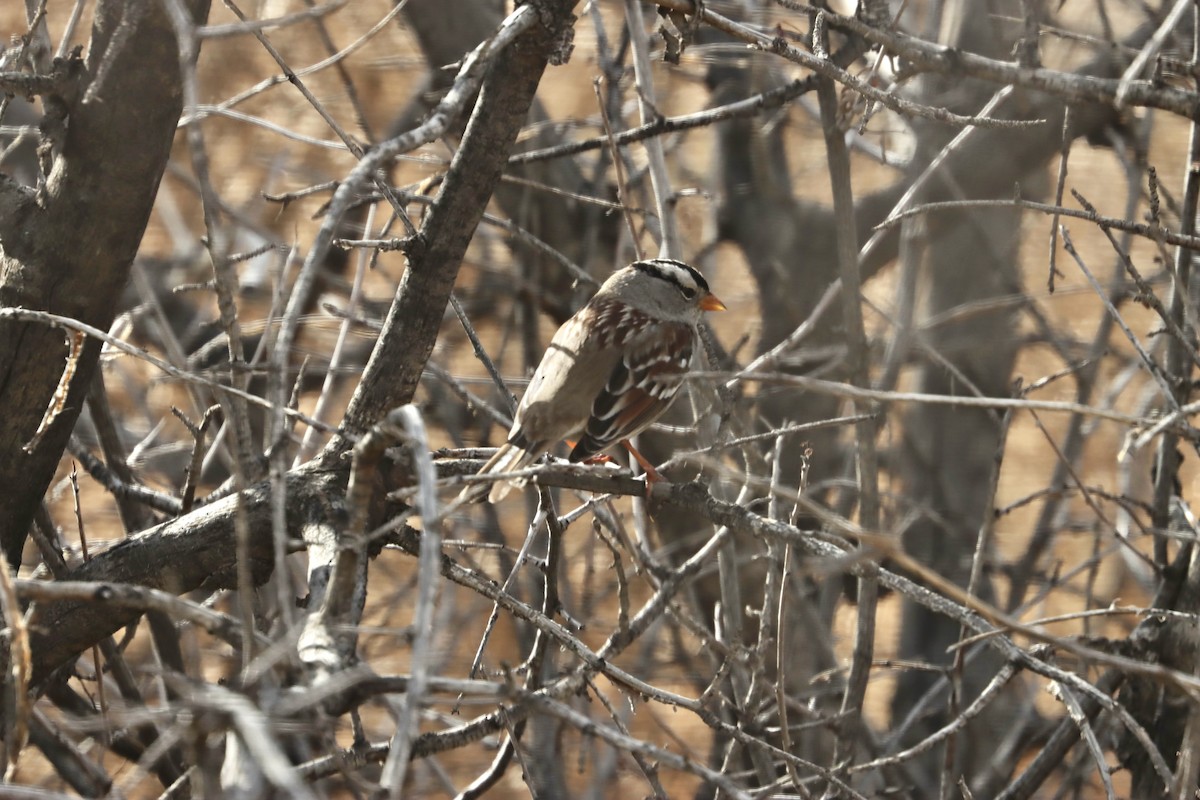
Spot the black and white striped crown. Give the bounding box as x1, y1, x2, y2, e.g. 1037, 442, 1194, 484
631, 258, 710, 297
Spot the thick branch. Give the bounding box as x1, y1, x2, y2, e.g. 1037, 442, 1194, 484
0, 0, 211, 567
335, 1, 579, 438
25, 460, 343, 686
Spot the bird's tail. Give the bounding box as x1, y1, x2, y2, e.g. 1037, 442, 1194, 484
457, 442, 537, 504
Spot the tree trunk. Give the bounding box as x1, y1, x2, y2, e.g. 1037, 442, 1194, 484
0, 0, 212, 568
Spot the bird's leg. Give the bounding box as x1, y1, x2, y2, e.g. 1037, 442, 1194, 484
565, 439, 660, 491
621, 440, 663, 486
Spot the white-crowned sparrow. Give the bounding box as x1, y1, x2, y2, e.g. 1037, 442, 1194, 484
468, 258, 725, 503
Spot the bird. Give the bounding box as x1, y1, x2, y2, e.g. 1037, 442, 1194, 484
465, 258, 726, 503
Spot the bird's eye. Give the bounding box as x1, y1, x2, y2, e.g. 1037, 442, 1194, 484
680, 286, 697, 300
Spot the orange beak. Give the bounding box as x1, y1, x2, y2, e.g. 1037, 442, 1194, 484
699, 293, 727, 312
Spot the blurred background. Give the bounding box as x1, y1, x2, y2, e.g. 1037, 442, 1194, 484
2, 0, 1197, 797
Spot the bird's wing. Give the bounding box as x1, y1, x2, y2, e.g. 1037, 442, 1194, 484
507, 306, 621, 447
468, 303, 627, 503
568, 321, 694, 461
